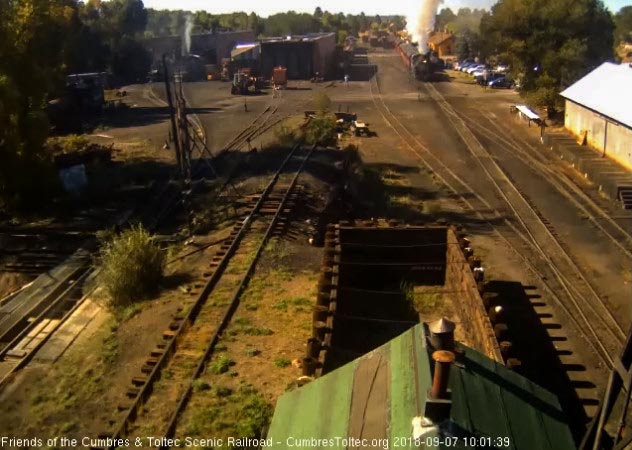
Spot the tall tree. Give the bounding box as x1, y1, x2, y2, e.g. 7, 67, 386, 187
436, 8, 456, 32
0, 0, 77, 208
82, 0, 151, 82
615, 6, 632, 43
480, 0, 614, 109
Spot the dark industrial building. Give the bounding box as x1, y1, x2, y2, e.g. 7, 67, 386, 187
143, 30, 255, 67
191, 30, 255, 66
260, 33, 336, 80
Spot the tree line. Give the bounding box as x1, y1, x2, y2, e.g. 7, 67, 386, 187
444, 1, 630, 110
146, 8, 404, 45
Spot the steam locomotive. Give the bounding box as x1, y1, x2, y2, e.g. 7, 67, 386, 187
396, 41, 443, 82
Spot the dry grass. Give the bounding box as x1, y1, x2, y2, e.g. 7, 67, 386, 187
176, 254, 318, 443
381, 169, 411, 186
411, 285, 446, 315
0, 311, 114, 439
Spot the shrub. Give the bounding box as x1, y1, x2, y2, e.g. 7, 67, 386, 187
313, 92, 332, 112
305, 113, 337, 146
97, 225, 165, 308
47, 134, 91, 154
274, 125, 299, 147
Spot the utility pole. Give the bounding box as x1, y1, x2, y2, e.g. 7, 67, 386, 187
173, 72, 193, 237
163, 55, 182, 174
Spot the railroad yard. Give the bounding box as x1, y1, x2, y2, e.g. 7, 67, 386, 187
0, 46, 631, 450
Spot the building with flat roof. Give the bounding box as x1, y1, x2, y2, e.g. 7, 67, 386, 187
260, 32, 336, 80
560, 62, 632, 170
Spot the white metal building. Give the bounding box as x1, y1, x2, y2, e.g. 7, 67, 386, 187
560, 62, 632, 170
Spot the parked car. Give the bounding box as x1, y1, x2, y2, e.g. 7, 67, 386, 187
495, 64, 509, 72
460, 62, 476, 71
489, 77, 514, 88
466, 64, 486, 74
476, 72, 504, 85
455, 59, 475, 70
471, 67, 490, 77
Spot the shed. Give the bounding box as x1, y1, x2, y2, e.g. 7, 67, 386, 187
428, 31, 455, 58
260, 33, 336, 80
560, 62, 632, 170
267, 324, 576, 450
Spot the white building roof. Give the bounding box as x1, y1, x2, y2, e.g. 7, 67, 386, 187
560, 62, 632, 129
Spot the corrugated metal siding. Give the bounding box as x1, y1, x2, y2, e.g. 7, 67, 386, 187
606, 122, 632, 171
267, 325, 576, 450
267, 359, 356, 449
313, 33, 336, 79
560, 62, 632, 129
565, 100, 632, 170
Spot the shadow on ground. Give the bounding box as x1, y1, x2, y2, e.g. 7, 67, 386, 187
485, 280, 592, 444
100, 106, 221, 129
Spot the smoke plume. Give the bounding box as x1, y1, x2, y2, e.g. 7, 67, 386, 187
406, 0, 443, 53
183, 15, 193, 55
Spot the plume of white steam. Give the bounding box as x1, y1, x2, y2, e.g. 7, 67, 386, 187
406, 0, 443, 53
183, 15, 193, 55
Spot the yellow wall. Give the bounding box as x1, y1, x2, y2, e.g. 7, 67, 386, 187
429, 39, 455, 57
564, 100, 632, 171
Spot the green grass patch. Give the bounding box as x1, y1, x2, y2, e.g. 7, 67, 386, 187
275, 296, 311, 312
192, 380, 211, 392
209, 356, 234, 375
228, 316, 273, 337
183, 384, 272, 445
245, 347, 261, 357
101, 320, 119, 365
243, 327, 273, 336
214, 386, 233, 397
215, 344, 228, 352
274, 358, 291, 368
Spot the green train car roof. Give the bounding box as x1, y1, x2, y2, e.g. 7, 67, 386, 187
267, 324, 576, 450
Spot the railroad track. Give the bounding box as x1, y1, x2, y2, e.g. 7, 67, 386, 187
0, 80, 325, 394
219, 104, 280, 152
0, 171, 204, 389
97, 144, 314, 449
0, 82, 290, 390
369, 74, 621, 374
0, 230, 85, 274
455, 108, 632, 259
424, 83, 625, 352
0, 254, 93, 384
